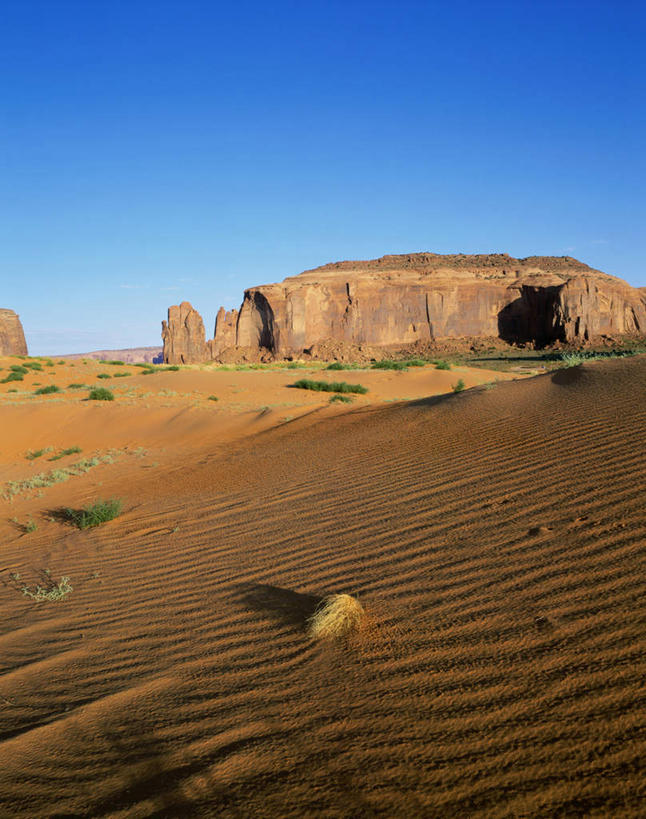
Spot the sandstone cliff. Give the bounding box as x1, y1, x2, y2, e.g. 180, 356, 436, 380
162, 254, 646, 363
0, 309, 28, 356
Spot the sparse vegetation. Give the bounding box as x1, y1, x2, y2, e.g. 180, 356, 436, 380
10, 364, 29, 374
102, 360, 125, 365
67, 382, 88, 389
3, 455, 112, 498
88, 387, 114, 401
13, 571, 72, 602
34, 385, 61, 395
112, 372, 132, 378
329, 394, 353, 403
208, 395, 219, 401
308, 594, 365, 639
452, 379, 466, 393
23, 361, 43, 370
64, 498, 122, 529
434, 360, 452, 370
96, 373, 112, 379
291, 379, 368, 394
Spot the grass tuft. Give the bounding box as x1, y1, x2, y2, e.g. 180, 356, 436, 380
452, 378, 466, 393
329, 394, 353, 403
64, 498, 122, 529
308, 594, 365, 639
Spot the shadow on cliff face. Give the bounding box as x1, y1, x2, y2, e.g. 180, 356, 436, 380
498, 286, 566, 347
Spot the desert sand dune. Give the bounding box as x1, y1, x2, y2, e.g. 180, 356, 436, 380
0, 356, 644, 816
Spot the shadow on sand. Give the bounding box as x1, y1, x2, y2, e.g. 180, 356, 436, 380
238, 583, 322, 629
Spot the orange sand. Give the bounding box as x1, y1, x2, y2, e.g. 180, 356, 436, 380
0, 355, 644, 816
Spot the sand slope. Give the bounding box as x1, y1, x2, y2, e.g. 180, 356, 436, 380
0, 356, 644, 816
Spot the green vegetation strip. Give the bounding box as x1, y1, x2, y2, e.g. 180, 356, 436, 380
291, 379, 368, 394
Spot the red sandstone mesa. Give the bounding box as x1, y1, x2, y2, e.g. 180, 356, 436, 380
0, 309, 28, 356
162, 253, 646, 363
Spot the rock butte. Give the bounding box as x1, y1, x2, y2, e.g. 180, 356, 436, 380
0, 309, 28, 356
162, 253, 646, 363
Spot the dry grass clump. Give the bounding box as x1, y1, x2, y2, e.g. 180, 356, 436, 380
308, 593, 365, 639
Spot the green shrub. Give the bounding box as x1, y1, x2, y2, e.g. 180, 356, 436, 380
34, 385, 61, 395
96, 373, 112, 379
291, 379, 368, 394
88, 387, 114, 401
435, 360, 452, 370
402, 358, 426, 367
67, 382, 88, 389
329, 394, 353, 403
10, 364, 29, 374
112, 372, 131, 377
2, 372, 24, 383
452, 379, 466, 393
103, 360, 125, 365
24, 361, 43, 370
64, 498, 122, 529
207, 395, 219, 401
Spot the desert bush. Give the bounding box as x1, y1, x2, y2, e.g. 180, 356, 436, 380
207, 395, 218, 401
434, 360, 452, 370
308, 594, 365, 639
402, 358, 426, 367
34, 385, 61, 395
24, 361, 43, 370
88, 387, 114, 401
67, 382, 88, 389
452, 379, 466, 393
96, 373, 112, 379
10, 364, 29, 374
329, 394, 353, 403
112, 372, 131, 377
64, 498, 122, 529
291, 379, 368, 394
103, 360, 125, 365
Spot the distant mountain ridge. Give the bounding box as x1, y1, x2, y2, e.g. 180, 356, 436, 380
59, 347, 163, 364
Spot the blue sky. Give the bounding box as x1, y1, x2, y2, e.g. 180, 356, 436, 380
1, 0, 644, 354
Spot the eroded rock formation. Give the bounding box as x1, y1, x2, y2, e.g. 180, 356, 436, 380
163, 254, 646, 362
0, 309, 28, 356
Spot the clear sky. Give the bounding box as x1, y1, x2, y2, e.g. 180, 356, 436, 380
1, 0, 644, 354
